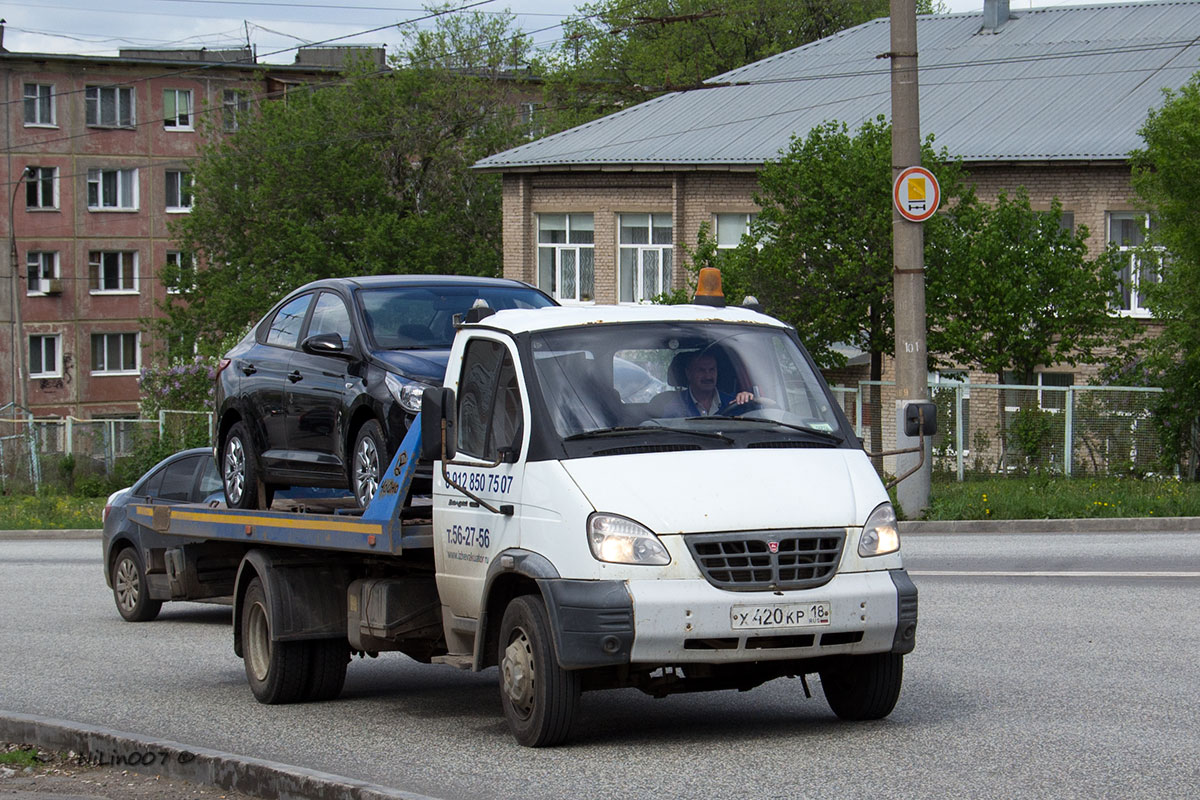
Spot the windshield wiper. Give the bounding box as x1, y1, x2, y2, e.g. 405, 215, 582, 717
564, 425, 733, 444
687, 416, 844, 443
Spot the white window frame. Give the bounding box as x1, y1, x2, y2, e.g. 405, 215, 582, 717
1108, 211, 1160, 317
91, 332, 140, 376
26, 251, 60, 296
163, 88, 193, 130
88, 251, 139, 294
222, 89, 252, 131
165, 170, 193, 212
25, 166, 58, 210
85, 85, 135, 128
1003, 372, 1072, 414
29, 334, 62, 379
714, 212, 758, 249
537, 213, 595, 303
23, 83, 56, 127
618, 213, 673, 303
87, 168, 138, 210
165, 251, 195, 294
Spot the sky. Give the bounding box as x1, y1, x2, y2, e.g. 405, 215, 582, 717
3, 0, 1148, 65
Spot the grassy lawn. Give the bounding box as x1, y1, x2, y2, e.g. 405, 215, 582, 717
925, 474, 1200, 520
0, 494, 107, 530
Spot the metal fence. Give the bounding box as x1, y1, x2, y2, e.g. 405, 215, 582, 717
0, 410, 213, 493
0, 384, 1173, 490
840, 381, 1166, 480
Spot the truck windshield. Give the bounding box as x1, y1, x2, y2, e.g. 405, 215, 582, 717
529, 322, 846, 445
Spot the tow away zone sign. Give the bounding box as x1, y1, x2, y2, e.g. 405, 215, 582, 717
893, 166, 940, 223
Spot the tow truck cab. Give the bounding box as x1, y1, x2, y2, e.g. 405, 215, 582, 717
422, 302, 920, 744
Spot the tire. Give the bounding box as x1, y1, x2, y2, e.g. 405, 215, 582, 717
241, 577, 310, 704
498, 595, 580, 747
820, 652, 904, 721
223, 422, 262, 510
303, 639, 349, 702
351, 420, 387, 509
111, 547, 162, 622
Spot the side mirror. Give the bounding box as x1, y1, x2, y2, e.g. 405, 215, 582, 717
903, 401, 937, 437
301, 332, 346, 356
420, 387, 456, 461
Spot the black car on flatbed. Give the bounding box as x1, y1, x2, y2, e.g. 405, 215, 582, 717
214, 275, 555, 509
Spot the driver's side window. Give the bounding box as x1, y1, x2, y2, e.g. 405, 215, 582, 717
457, 340, 523, 461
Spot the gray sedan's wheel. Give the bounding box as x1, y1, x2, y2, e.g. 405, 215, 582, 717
223, 422, 261, 509
111, 547, 162, 622
242, 577, 309, 704
498, 595, 580, 747
351, 420, 386, 509
820, 652, 904, 720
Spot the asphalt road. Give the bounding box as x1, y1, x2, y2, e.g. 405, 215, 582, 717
2, 533, 1198, 800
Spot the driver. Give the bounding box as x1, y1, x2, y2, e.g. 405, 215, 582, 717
661, 352, 753, 416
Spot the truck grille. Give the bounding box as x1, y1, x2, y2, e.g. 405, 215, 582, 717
684, 529, 845, 591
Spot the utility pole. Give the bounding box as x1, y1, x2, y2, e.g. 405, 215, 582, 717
889, 0, 931, 514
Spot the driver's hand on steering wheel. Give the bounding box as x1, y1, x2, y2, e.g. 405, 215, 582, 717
734, 391, 753, 405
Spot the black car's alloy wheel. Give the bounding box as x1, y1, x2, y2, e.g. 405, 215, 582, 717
351, 420, 387, 508
223, 422, 262, 509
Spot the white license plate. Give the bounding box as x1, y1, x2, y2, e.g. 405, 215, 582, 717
730, 602, 832, 630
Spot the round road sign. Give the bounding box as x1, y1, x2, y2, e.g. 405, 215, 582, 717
893, 166, 940, 223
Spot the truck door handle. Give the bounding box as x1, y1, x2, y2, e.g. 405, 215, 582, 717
287, 370, 303, 383
241, 363, 257, 376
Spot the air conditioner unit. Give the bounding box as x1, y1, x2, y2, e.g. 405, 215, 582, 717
44, 279, 63, 295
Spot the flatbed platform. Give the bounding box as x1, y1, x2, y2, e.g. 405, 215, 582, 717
130, 421, 430, 555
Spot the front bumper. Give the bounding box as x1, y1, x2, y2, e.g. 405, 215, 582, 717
626, 568, 916, 663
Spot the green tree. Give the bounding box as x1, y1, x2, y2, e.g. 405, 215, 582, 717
164, 7, 533, 355
926, 189, 1129, 470
1130, 74, 1200, 476
927, 190, 1127, 385
718, 116, 963, 460
546, 0, 891, 126
722, 116, 963, 371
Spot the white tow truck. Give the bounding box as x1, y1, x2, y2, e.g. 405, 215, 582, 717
129, 283, 927, 746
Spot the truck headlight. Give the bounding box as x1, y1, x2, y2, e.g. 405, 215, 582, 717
385, 373, 428, 414
587, 513, 671, 566
858, 502, 900, 557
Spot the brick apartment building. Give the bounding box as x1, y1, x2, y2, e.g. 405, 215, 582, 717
1, 42, 376, 422
476, 0, 1199, 396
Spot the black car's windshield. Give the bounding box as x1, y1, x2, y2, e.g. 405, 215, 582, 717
529, 322, 847, 448
358, 285, 554, 350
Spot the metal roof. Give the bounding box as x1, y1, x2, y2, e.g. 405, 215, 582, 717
476, 2, 1200, 170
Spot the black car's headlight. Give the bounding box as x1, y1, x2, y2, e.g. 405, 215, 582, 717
384, 373, 430, 414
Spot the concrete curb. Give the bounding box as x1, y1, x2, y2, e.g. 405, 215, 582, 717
902, 516, 1200, 534
0, 711, 436, 800
0, 529, 100, 540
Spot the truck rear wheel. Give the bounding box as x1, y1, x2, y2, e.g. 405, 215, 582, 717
111, 547, 162, 622
242, 577, 309, 704
498, 595, 580, 747
303, 639, 349, 701
819, 652, 904, 720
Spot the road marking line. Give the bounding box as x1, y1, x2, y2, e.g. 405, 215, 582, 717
910, 570, 1200, 578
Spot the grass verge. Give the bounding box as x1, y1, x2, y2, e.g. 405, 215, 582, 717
0, 494, 106, 529
926, 474, 1200, 520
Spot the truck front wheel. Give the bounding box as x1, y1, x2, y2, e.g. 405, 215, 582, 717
819, 652, 904, 721
498, 595, 580, 747
242, 577, 309, 704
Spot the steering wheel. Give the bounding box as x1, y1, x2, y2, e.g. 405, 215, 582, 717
718, 396, 778, 416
